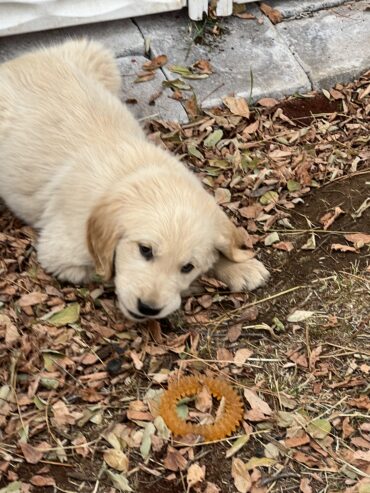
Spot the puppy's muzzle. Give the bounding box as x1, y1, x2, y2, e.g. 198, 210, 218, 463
137, 298, 162, 317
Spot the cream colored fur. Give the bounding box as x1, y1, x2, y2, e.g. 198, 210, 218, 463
0, 39, 269, 320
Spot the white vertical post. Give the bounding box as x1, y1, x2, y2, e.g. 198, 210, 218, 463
188, 0, 209, 20
216, 0, 233, 17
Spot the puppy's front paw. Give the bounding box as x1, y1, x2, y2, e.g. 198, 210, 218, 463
212, 257, 270, 292
54, 265, 93, 284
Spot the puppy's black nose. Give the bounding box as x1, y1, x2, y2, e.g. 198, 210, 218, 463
137, 299, 161, 317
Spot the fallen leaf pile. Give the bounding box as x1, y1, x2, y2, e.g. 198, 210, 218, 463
0, 69, 369, 492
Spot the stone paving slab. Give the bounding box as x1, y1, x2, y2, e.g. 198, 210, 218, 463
118, 56, 188, 122
276, 1, 370, 89
136, 6, 311, 109
267, 0, 349, 18
0, 18, 144, 63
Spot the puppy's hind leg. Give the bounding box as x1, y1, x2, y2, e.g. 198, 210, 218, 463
50, 39, 121, 95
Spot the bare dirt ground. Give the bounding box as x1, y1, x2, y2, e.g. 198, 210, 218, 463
1, 70, 369, 493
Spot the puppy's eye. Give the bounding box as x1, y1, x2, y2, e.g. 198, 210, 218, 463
139, 244, 153, 260
181, 263, 194, 274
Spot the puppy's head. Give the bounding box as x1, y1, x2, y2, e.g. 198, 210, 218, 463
87, 169, 250, 321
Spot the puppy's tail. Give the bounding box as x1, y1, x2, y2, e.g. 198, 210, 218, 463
50, 38, 121, 96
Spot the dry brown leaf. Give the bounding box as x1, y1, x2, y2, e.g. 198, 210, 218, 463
228, 323, 242, 342
259, 2, 283, 23
353, 450, 370, 462
242, 121, 259, 136
300, 477, 313, 493
244, 389, 272, 416
359, 84, 370, 99
217, 348, 234, 366
331, 243, 357, 253
284, 433, 310, 448
19, 442, 44, 464
103, 449, 129, 472
232, 458, 252, 493
18, 292, 47, 307
142, 54, 168, 71
342, 417, 355, 438
293, 451, 321, 468
30, 475, 56, 487
319, 207, 344, 230
204, 482, 221, 493
235, 11, 256, 20
351, 437, 370, 449
360, 363, 370, 374
329, 88, 344, 99
187, 463, 206, 488
195, 385, 213, 413
52, 400, 81, 427
129, 350, 143, 370
135, 71, 155, 83
257, 97, 279, 108
272, 241, 294, 252
239, 204, 263, 219
163, 447, 188, 471
309, 345, 322, 370
344, 233, 370, 248
193, 59, 213, 74
72, 434, 90, 457
288, 349, 308, 368
223, 97, 250, 119
185, 95, 200, 119
348, 396, 370, 411
147, 319, 163, 344
234, 348, 253, 367
1, 314, 20, 346
240, 306, 259, 321
215, 187, 232, 204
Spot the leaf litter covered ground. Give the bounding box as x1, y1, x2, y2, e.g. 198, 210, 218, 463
1, 65, 370, 493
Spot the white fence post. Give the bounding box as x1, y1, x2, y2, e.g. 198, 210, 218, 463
216, 0, 233, 17
188, 0, 209, 20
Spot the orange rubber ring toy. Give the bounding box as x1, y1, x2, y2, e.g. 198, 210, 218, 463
159, 376, 244, 441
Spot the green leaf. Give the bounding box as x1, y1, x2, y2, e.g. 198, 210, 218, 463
162, 79, 192, 91
154, 416, 170, 440
187, 144, 204, 161
33, 395, 47, 410
182, 73, 209, 80
168, 65, 193, 76
140, 422, 155, 460
359, 484, 370, 493
176, 403, 189, 420
287, 180, 301, 192
272, 317, 285, 332
208, 159, 229, 169
40, 377, 59, 390
260, 191, 279, 205
48, 303, 80, 326
307, 418, 331, 439
42, 351, 64, 371
301, 234, 316, 250
245, 457, 276, 470
287, 310, 316, 323
106, 471, 133, 492
0, 482, 21, 493
276, 411, 295, 428
264, 232, 280, 246
204, 129, 223, 148
225, 434, 250, 459
205, 167, 222, 177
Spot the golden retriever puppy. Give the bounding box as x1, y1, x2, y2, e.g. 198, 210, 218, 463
0, 39, 269, 320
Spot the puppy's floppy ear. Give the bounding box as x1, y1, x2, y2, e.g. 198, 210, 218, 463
87, 197, 123, 280
215, 209, 253, 263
